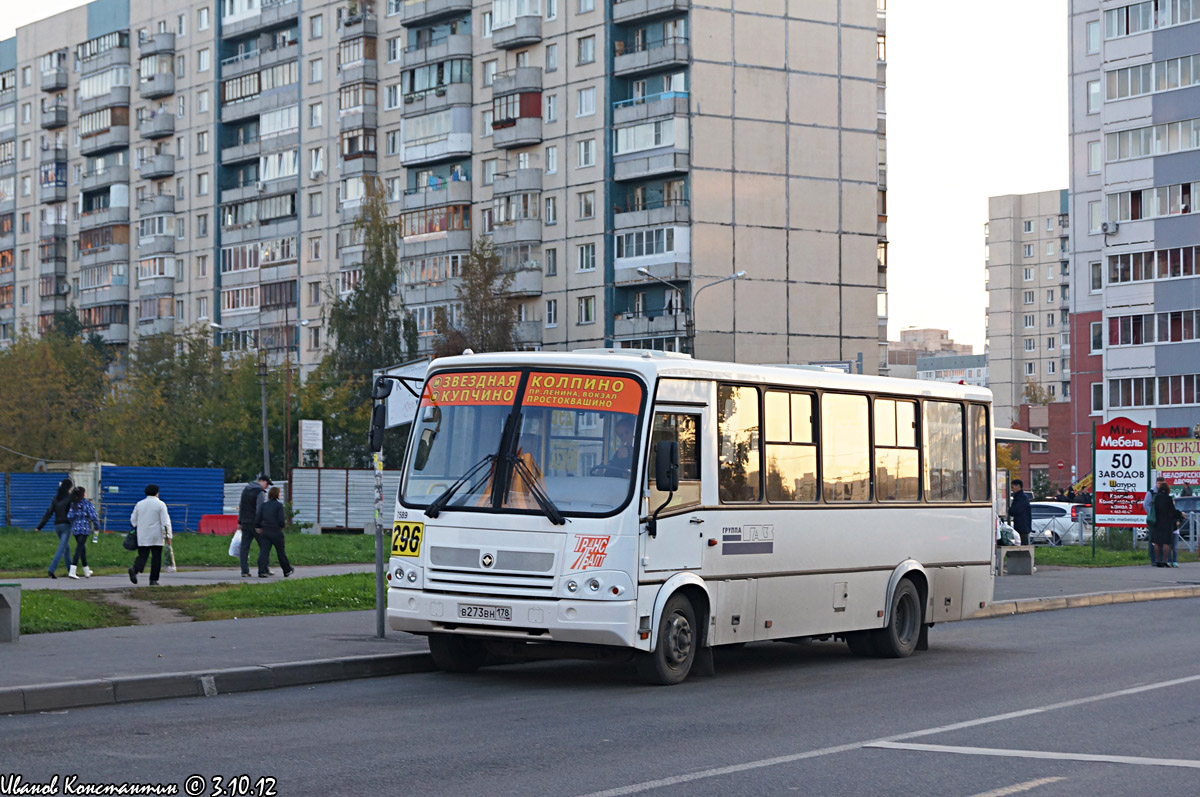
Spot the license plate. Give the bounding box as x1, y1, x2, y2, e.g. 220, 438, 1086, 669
459, 604, 512, 622
391, 521, 424, 558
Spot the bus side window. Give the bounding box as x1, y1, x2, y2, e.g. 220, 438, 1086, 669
967, 404, 991, 502
874, 398, 919, 501
924, 401, 965, 502
822, 393, 870, 502
648, 412, 701, 510
717, 385, 761, 503
765, 390, 817, 502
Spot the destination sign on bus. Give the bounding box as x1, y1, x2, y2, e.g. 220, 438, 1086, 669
522, 371, 642, 414
420, 371, 522, 407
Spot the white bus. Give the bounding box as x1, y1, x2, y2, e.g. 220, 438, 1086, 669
384, 350, 995, 684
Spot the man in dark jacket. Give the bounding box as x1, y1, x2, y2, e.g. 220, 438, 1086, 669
1008, 479, 1033, 545
237, 474, 272, 577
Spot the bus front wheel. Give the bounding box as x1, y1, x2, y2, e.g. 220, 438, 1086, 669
872, 580, 922, 658
428, 634, 488, 673
636, 593, 697, 685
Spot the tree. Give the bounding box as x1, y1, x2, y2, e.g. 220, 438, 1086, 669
1022, 379, 1053, 405
996, 443, 1019, 482
433, 237, 517, 356
325, 177, 417, 378
1032, 469, 1052, 500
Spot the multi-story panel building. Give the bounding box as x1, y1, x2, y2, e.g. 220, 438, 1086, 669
0, 0, 888, 376
1067, 0, 1200, 471
985, 190, 1071, 429
916, 353, 988, 388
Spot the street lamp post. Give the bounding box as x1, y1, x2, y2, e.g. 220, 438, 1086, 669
635, 268, 746, 355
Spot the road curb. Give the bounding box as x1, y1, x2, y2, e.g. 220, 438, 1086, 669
974, 584, 1200, 620
0, 651, 435, 716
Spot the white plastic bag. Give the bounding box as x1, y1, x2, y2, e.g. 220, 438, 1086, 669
228, 529, 242, 558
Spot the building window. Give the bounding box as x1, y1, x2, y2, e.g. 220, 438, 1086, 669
197, 172, 209, 195
546, 43, 558, 72
577, 191, 594, 219
308, 281, 321, 305
545, 196, 557, 224
310, 103, 323, 127
309, 236, 322, 260
1088, 140, 1101, 174
577, 138, 595, 167
482, 60, 497, 87
1091, 382, 1103, 413
577, 242, 595, 271
577, 35, 595, 64
1023, 290, 1035, 305
197, 90, 209, 113
1086, 20, 1100, 53
546, 299, 558, 327
576, 87, 595, 116
482, 158, 498, 185
310, 59, 323, 83
309, 191, 323, 216
197, 214, 208, 237
1047, 336, 1056, 350
1023, 220, 1033, 234
577, 295, 595, 324
545, 144, 557, 173
545, 248, 557, 276
481, 109, 493, 136
1024, 338, 1036, 352
482, 11, 493, 37
1088, 200, 1102, 232
1046, 289, 1056, 303
1024, 314, 1035, 329
198, 48, 210, 72
545, 94, 558, 123
578, 0, 594, 12
310, 14, 323, 38
1087, 79, 1101, 113
1024, 362, 1035, 376
1023, 244, 1034, 258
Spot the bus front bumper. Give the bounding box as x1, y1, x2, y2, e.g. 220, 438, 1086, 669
387, 588, 639, 648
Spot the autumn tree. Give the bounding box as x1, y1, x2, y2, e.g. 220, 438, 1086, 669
1022, 379, 1053, 405
433, 237, 517, 356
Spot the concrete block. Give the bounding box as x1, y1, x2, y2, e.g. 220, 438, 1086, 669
22, 680, 114, 712
0, 584, 19, 643
111, 674, 203, 703
0, 686, 25, 715
210, 666, 275, 694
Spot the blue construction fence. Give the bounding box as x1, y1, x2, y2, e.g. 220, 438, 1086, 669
3, 467, 224, 533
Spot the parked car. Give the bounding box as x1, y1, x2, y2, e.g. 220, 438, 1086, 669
1028, 501, 1093, 546
1176, 496, 1200, 543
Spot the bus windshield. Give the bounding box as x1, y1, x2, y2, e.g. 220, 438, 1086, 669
401, 369, 645, 517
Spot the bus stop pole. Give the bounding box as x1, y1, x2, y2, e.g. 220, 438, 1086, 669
374, 451, 385, 639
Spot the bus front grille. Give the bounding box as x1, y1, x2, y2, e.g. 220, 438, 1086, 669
426, 567, 557, 596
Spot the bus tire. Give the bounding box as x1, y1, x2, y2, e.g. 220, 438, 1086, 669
636, 593, 697, 685
845, 632, 875, 657
428, 634, 487, 673
871, 579, 922, 658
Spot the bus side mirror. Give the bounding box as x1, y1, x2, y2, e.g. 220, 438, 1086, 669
655, 441, 679, 493
368, 402, 387, 452
372, 376, 393, 400
413, 428, 436, 471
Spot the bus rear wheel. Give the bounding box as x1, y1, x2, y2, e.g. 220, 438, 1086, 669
871, 580, 922, 658
428, 634, 488, 673
636, 593, 697, 685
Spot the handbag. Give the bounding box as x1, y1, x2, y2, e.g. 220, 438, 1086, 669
123, 529, 139, 551
1147, 502, 1156, 526
228, 529, 243, 558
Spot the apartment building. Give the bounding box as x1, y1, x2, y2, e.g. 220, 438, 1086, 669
0, 0, 888, 374
916, 353, 988, 388
985, 190, 1071, 429
1067, 0, 1200, 468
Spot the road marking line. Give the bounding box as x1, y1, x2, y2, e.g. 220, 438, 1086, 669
578, 672, 1200, 797
870, 741, 1200, 770
968, 777, 1066, 797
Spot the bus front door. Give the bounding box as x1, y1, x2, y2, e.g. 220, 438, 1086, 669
642, 408, 705, 573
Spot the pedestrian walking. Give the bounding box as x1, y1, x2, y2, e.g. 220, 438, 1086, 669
66, 486, 99, 579
1148, 477, 1182, 568
254, 486, 293, 578
1008, 478, 1033, 546
36, 478, 75, 579
238, 474, 272, 577
129, 484, 172, 585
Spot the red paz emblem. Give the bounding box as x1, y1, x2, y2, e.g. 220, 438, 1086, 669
571, 535, 610, 570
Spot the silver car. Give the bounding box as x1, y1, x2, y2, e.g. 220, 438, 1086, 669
1028, 502, 1092, 546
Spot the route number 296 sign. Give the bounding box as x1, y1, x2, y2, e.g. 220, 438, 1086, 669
1094, 417, 1149, 527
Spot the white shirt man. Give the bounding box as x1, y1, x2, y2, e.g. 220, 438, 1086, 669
129, 485, 172, 585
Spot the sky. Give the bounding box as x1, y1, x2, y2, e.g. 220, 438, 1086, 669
1, 0, 1069, 353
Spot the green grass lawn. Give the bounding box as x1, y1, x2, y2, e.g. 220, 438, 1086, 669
141, 573, 374, 621
1034, 545, 1197, 567
19, 589, 135, 635
0, 526, 376, 577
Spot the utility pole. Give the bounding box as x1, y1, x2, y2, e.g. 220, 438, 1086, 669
258, 357, 270, 478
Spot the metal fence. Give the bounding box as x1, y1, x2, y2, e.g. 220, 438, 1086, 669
290, 468, 402, 533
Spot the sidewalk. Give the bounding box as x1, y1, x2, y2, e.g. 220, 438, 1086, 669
3, 562, 1199, 715
9, 562, 376, 591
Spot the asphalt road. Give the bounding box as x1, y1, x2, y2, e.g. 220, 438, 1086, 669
4, 599, 1199, 797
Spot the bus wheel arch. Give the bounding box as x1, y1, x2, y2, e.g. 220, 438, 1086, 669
884, 561, 928, 629
873, 575, 925, 658
639, 577, 712, 685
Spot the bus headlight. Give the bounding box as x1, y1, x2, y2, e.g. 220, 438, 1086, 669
407, 570, 417, 583
587, 579, 601, 592
566, 580, 579, 593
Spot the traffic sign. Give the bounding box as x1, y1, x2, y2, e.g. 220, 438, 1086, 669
1093, 417, 1149, 527
1056, 460, 1065, 470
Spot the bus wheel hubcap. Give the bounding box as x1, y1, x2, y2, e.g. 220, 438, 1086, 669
665, 615, 692, 666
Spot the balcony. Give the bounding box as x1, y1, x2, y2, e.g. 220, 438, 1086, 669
493, 15, 542, 49
139, 73, 175, 99
80, 205, 130, 230
338, 104, 378, 131
401, 0, 472, 26
40, 67, 68, 92
340, 154, 378, 176
40, 183, 67, 203
140, 32, 176, 57
493, 66, 542, 96
221, 0, 299, 40
402, 131, 472, 167
402, 33, 472, 70
80, 126, 131, 156
40, 146, 68, 166
402, 82, 472, 116
339, 12, 377, 39
613, 311, 689, 340
138, 194, 175, 215
613, 0, 689, 23
39, 247, 67, 273
220, 88, 300, 124
138, 235, 175, 256
614, 200, 690, 230
81, 164, 131, 192
79, 47, 130, 77
221, 137, 262, 164
80, 86, 130, 116
402, 179, 471, 211
40, 221, 67, 240
493, 168, 542, 196
40, 105, 68, 129
138, 154, 176, 180
614, 38, 690, 78
80, 243, 131, 269
613, 91, 689, 126
138, 112, 175, 139
492, 117, 542, 149
614, 258, 691, 287
338, 59, 378, 86
399, 229, 471, 257
501, 266, 543, 297
492, 219, 542, 245
613, 150, 689, 182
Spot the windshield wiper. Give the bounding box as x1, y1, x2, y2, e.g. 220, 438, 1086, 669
424, 453, 497, 519
508, 454, 566, 526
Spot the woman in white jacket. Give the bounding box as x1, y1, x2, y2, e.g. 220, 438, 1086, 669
129, 484, 172, 585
